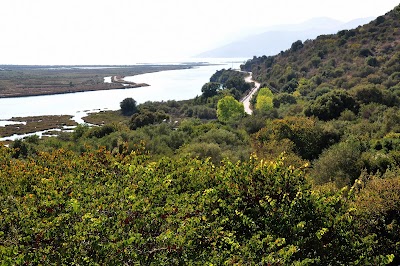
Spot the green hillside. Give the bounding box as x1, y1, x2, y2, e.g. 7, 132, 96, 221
242, 4, 400, 98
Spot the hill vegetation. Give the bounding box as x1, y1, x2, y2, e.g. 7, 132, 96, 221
242, 5, 400, 99
1, 4, 400, 265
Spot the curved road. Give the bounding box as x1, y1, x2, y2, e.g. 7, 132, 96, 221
241, 72, 260, 115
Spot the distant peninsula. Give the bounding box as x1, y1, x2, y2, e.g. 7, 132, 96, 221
0, 63, 210, 98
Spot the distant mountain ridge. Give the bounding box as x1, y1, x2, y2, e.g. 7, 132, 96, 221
196, 17, 374, 58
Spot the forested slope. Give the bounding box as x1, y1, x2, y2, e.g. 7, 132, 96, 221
242, 4, 400, 97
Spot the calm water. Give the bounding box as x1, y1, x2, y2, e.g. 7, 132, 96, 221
0, 60, 243, 122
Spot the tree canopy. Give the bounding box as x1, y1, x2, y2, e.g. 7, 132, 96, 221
216, 95, 245, 123
255, 87, 274, 112
120, 97, 138, 116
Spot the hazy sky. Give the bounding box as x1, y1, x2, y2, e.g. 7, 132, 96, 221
1, 0, 398, 65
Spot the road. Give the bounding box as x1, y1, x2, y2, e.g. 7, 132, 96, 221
240, 72, 261, 115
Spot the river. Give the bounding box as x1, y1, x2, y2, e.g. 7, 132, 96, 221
0, 59, 245, 139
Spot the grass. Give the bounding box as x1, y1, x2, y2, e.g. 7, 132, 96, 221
0, 115, 77, 137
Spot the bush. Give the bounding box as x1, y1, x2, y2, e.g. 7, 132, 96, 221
86, 124, 117, 138
359, 48, 374, 57
366, 56, 379, 67
130, 111, 169, 130
351, 84, 398, 106
185, 105, 217, 120
0, 147, 393, 264
290, 40, 303, 52
353, 173, 400, 264
255, 117, 339, 160
312, 140, 363, 186
273, 93, 297, 108
305, 90, 359, 121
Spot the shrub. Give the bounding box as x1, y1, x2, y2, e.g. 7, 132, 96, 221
130, 111, 169, 130
86, 124, 117, 138
255, 117, 339, 160
366, 56, 379, 67
312, 140, 363, 186
305, 90, 359, 121
273, 93, 297, 108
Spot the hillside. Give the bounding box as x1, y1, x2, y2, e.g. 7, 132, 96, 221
196, 17, 373, 58
241, 4, 400, 96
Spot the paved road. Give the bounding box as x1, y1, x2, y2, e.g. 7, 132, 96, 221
241, 72, 261, 115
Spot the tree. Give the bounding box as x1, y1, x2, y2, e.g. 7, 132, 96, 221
273, 93, 297, 108
201, 82, 220, 98
224, 76, 251, 93
120, 97, 138, 116
255, 87, 274, 112
217, 96, 245, 123
290, 40, 304, 52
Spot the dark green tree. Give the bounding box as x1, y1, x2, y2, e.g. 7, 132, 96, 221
290, 40, 304, 52
305, 90, 359, 121
273, 93, 297, 108
201, 82, 220, 98
129, 110, 169, 130
120, 97, 138, 116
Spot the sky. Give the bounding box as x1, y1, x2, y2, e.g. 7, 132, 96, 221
0, 0, 398, 65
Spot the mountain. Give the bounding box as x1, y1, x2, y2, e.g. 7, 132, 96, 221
241, 4, 400, 95
196, 17, 374, 58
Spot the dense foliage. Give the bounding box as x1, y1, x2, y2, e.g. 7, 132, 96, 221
0, 146, 396, 264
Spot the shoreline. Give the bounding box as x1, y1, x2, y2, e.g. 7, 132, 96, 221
0, 84, 150, 99
0, 83, 149, 99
